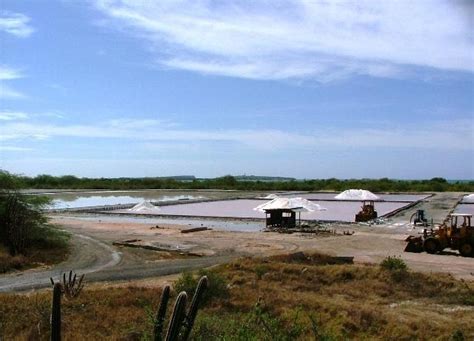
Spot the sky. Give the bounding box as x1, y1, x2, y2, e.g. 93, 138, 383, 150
0, 0, 473, 179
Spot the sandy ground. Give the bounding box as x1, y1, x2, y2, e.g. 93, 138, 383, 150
1, 192, 472, 292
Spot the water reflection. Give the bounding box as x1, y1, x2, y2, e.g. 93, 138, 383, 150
51, 194, 204, 209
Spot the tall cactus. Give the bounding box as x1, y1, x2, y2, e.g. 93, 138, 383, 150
50, 282, 62, 341
165, 292, 188, 341
182, 276, 209, 340
153, 285, 171, 341
153, 275, 209, 341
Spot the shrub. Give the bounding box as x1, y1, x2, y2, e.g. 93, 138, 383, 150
451, 329, 465, 341
174, 269, 229, 304
192, 305, 308, 340
254, 265, 269, 280
174, 272, 195, 295
380, 256, 408, 272
380, 256, 409, 282
0, 179, 53, 256
0, 252, 27, 273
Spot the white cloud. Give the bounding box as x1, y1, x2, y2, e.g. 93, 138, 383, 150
0, 66, 26, 99
0, 66, 23, 80
93, 0, 473, 80
0, 11, 34, 38
1, 116, 472, 151
0, 111, 29, 121
0, 84, 26, 99
0, 146, 32, 152
107, 118, 178, 129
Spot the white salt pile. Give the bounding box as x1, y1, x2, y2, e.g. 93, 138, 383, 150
128, 201, 161, 213
335, 189, 380, 201
462, 194, 474, 203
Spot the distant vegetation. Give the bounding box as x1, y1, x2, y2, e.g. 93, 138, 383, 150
234, 175, 296, 181
3, 170, 473, 192
0, 171, 69, 273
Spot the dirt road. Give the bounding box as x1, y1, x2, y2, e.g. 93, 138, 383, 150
0, 233, 121, 292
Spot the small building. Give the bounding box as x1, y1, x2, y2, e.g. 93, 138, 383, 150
254, 197, 326, 228
264, 208, 298, 228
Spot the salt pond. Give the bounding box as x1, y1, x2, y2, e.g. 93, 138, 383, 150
49, 191, 427, 210
51, 194, 204, 210
46, 189, 248, 209
48, 191, 424, 224
454, 204, 474, 215
115, 199, 409, 223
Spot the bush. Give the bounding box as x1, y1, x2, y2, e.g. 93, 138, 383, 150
451, 329, 465, 341
28, 224, 70, 250
173, 272, 195, 295
0, 252, 28, 273
380, 256, 408, 272
254, 265, 269, 280
380, 256, 409, 282
0, 171, 69, 272
193, 306, 309, 341
0, 185, 53, 256
174, 269, 229, 305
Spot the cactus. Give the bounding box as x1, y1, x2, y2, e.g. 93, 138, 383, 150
182, 276, 208, 340
165, 291, 188, 341
48, 271, 85, 340
50, 270, 85, 299
153, 285, 171, 341
153, 276, 209, 341
50, 282, 62, 341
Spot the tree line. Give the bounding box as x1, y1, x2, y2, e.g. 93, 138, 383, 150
2, 171, 473, 193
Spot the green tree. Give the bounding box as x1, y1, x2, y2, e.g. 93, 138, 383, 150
0, 171, 53, 256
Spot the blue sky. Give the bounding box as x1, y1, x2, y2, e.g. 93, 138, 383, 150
0, 0, 473, 179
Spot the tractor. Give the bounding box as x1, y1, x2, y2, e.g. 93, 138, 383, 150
405, 213, 474, 257
355, 200, 378, 222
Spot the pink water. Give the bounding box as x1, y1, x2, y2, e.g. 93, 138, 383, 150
454, 204, 474, 215
154, 199, 408, 222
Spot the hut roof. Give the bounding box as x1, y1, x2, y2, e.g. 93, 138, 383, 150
334, 189, 380, 201
254, 197, 326, 212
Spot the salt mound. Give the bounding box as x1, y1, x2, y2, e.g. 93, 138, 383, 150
335, 189, 379, 201
264, 193, 279, 199
463, 194, 474, 203
129, 201, 160, 212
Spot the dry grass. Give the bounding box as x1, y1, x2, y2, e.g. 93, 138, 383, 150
0, 245, 69, 274
0, 252, 473, 340
211, 254, 474, 340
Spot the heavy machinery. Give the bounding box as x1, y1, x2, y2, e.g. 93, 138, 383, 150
410, 209, 428, 226
355, 200, 378, 222
405, 213, 474, 257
